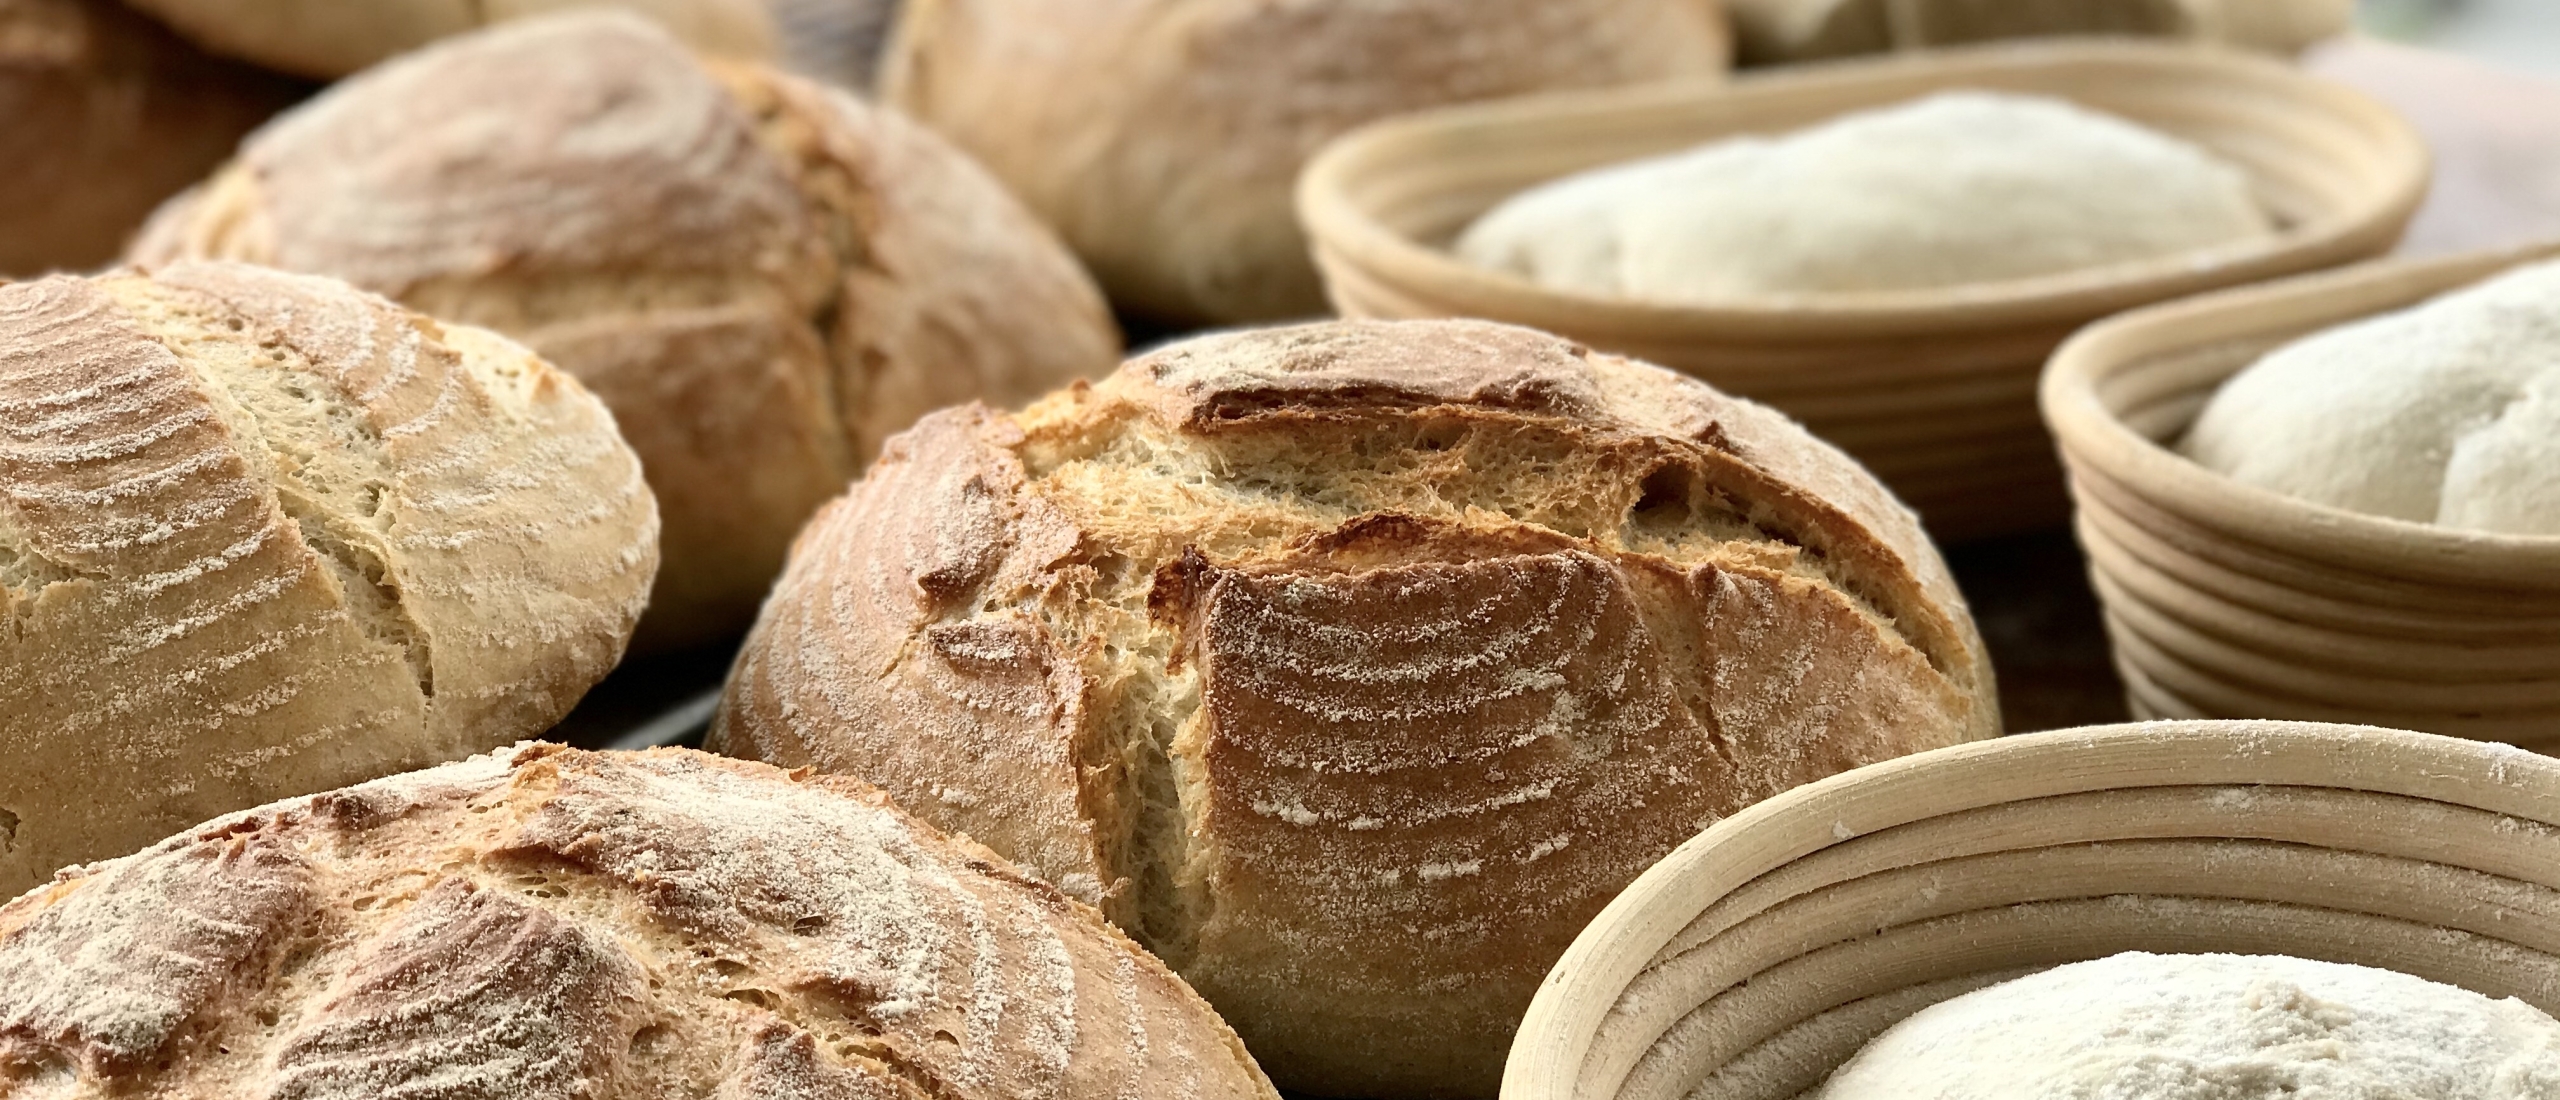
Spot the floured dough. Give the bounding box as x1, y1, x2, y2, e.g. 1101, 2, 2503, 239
2185, 258, 2560, 535
1456, 90, 2274, 301
1813, 952, 2560, 1099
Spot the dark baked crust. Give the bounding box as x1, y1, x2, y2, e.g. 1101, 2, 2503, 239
0, 0, 304, 276
713, 318, 1995, 1098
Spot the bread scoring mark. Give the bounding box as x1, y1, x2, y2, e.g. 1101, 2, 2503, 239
1135, 319, 1607, 428
268, 877, 645, 1100
0, 833, 313, 1073
494, 748, 1083, 1094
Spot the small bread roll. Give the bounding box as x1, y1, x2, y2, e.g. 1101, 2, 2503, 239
134, 13, 1120, 649
0, 262, 657, 897
117, 0, 775, 78
2185, 259, 2560, 536
0, 0, 302, 276
713, 319, 1999, 1098
0, 743, 1281, 1100
880, 0, 1731, 325
1728, 0, 2354, 65
1458, 92, 2275, 302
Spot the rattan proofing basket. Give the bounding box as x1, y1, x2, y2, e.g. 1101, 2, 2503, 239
1503, 720, 2560, 1100
2043, 243, 2560, 745
1298, 41, 2426, 541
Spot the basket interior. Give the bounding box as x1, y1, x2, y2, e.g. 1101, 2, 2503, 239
1596, 785, 2560, 1100
1347, 49, 2409, 306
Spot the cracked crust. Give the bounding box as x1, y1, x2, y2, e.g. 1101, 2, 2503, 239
118, 0, 777, 78
713, 319, 1996, 1098
0, 744, 1281, 1100
879, 0, 1729, 325
0, 262, 657, 897
129, 13, 1119, 649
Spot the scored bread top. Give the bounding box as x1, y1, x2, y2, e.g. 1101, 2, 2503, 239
715, 319, 1995, 1097
0, 743, 1279, 1099
0, 261, 656, 897
130, 12, 1120, 648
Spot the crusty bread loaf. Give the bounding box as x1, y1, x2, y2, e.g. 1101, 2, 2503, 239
132, 13, 1120, 650
712, 319, 1999, 1098
0, 0, 302, 276
879, 0, 1730, 326
1726, 0, 2353, 65
0, 742, 1281, 1099
117, 0, 775, 78
0, 261, 657, 898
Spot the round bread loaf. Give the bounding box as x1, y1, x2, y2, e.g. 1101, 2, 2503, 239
0, 261, 657, 898
1457, 91, 2275, 301
117, 0, 775, 78
2185, 258, 2560, 536
711, 319, 2000, 1098
0, 743, 1281, 1099
879, 0, 1730, 326
132, 12, 1120, 650
0, 0, 302, 276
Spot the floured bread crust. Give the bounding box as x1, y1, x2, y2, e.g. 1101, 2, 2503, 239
0, 744, 1280, 1100
130, 13, 1119, 650
0, 261, 657, 897
714, 319, 1998, 1098
879, 0, 1730, 325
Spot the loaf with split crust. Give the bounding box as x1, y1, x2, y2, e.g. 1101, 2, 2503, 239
713, 318, 1999, 1098
0, 743, 1279, 1100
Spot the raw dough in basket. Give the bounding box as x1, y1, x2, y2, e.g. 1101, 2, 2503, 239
2186, 258, 2560, 536
1815, 952, 2560, 1099
1456, 90, 2273, 302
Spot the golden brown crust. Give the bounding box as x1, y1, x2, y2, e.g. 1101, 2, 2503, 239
0, 745, 1281, 1100
714, 319, 1995, 1098
130, 13, 1118, 650
0, 0, 303, 276
0, 262, 656, 896
880, 0, 1728, 324
119, 0, 777, 79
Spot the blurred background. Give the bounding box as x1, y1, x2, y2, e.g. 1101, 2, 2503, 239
2364, 0, 2560, 74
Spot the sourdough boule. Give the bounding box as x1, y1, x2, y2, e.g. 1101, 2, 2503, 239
713, 318, 1998, 1098
133, 13, 1120, 649
0, 261, 657, 897
0, 743, 1280, 1099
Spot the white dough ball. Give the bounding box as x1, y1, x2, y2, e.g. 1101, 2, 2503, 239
1455, 91, 2275, 301
2185, 259, 2560, 536
1814, 952, 2560, 1099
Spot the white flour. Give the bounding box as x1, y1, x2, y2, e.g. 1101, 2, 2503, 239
2185, 258, 2560, 535
1457, 90, 2272, 301
1813, 952, 2560, 1099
